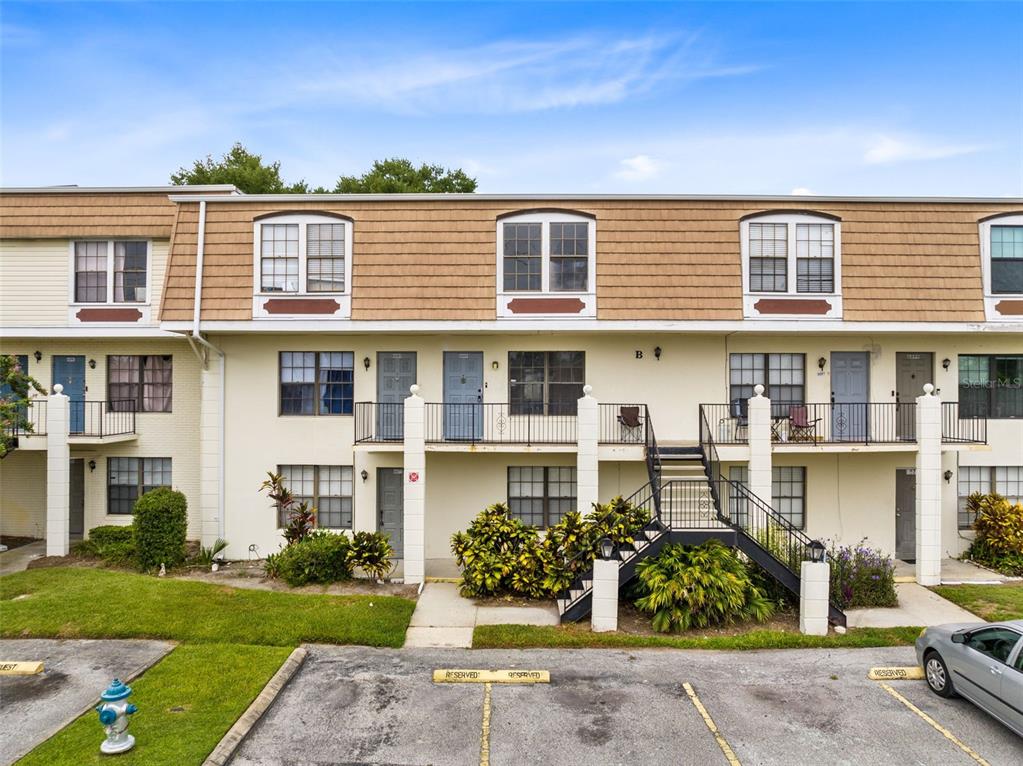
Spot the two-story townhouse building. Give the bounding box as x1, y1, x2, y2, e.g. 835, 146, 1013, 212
2, 188, 1021, 615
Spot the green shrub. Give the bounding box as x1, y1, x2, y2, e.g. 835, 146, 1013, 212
72, 525, 137, 566
451, 504, 539, 597
193, 538, 229, 566
132, 488, 188, 571
349, 531, 394, 579
965, 493, 1023, 576
263, 550, 282, 579
275, 531, 353, 587
634, 540, 774, 632
829, 543, 897, 609
753, 522, 803, 572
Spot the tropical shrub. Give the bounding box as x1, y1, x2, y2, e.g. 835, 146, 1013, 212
633, 540, 774, 632
828, 543, 897, 609
966, 492, 1023, 576
259, 471, 316, 544
451, 504, 539, 597
349, 531, 395, 579
275, 531, 353, 587
193, 538, 229, 566
263, 550, 283, 579
73, 525, 137, 566
133, 488, 188, 571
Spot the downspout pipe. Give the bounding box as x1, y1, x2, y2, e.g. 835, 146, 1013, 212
189, 199, 224, 358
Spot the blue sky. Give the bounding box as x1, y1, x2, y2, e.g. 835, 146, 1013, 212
2, 1, 1021, 195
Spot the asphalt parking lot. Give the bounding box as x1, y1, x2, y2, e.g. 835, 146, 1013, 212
231, 645, 1021, 766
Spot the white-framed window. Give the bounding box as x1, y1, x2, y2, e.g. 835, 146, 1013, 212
980, 213, 1023, 299
729, 464, 807, 529
958, 465, 1023, 529
278, 464, 353, 529
741, 213, 840, 296
497, 212, 596, 295
70, 240, 150, 304
507, 466, 577, 528
252, 214, 352, 295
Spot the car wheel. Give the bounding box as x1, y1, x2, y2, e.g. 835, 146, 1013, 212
924, 651, 955, 698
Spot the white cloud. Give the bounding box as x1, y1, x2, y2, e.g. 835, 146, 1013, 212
614, 154, 661, 182
790, 186, 815, 195
863, 135, 983, 165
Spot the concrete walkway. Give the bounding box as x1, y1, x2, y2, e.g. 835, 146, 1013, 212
403, 582, 559, 648
0, 541, 46, 576
894, 557, 1013, 585
846, 582, 982, 629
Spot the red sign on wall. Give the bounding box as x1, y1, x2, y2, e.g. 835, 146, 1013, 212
408, 472, 420, 483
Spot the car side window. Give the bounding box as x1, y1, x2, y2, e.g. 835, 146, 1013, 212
966, 627, 1022, 664
1016, 649, 1023, 672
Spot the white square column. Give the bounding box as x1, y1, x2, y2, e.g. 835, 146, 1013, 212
199, 357, 224, 546
403, 385, 426, 585
576, 385, 599, 515
915, 383, 942, 586
45, 385, 71, 557
591, 557, 619, 632
799, 560, 830, 636
747, 385, 773, 503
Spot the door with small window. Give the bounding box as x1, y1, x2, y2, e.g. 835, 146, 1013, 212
377, 353, 416, 440
52, 355, 86, 433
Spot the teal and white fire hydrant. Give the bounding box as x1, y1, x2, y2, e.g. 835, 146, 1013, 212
96, 679, 138, 754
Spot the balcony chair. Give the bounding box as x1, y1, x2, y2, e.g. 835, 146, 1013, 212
788, 405, 821, 442
730, 398, 749, 441
617, 405, 643, 442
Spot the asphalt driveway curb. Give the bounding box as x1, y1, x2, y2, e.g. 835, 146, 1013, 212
202, 646, 307, 766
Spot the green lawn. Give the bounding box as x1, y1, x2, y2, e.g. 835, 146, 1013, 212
16, 644, 291, 766
932, 583, 1023, 622
472, 624, 923, 650
1, 567, 415, 647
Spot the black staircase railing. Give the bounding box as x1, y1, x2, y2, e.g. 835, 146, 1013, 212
720, 476, 813, 571
643, 410, 662, 517
699, 405, 721, 512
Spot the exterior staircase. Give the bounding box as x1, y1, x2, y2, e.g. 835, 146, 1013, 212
557, 429, 848, 627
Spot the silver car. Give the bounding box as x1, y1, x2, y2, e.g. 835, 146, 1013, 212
916, 620, 1023, 737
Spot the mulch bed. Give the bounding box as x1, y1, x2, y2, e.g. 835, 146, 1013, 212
0, 536, 41, 550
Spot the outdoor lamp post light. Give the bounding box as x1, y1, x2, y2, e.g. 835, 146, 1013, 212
598, 537, 615, 560
808, 540, 826, 563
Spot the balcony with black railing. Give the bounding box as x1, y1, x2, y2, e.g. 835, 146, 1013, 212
699, 401, 986, 447
3, 399, 137, 444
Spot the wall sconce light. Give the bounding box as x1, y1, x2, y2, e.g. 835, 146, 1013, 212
491, 360, 499, 371
654, 346, 662, 361
88, 358, 97, 369
807, 540, 827, 563
34, 350, 42, 362
942, 358, 951, 371
817, 357, 827, 371
360, 469, 369, 482
88, 459, 96, 472
363, 357, 371, 371
944, 469, 953, 484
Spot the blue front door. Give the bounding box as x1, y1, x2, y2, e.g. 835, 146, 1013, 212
53, 355, 86, 433
443, 352, 483, 441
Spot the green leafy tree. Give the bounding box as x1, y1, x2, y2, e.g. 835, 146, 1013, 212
170, 143, 310, 193
334, 158, 477, 193
0, 354, 44, 459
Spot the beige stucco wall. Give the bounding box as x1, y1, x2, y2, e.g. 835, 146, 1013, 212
0, 450, 47, 538
0, 239, 169, 328
0, 337, 201, 537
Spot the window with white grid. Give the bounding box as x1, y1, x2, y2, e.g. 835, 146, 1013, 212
256, 216, 351, 298
499, 212, 594, 296
260, 224, 300, 292
306, 223, 346, 292
796, 223, 835, 293
508, 466, 577, 528
728, 464, 806, 529
74, 240, 150, 304
107, 457, 172, 515
278, 465, 353, 529
743, 214, 841, 299
958, 466, 993, 529
749, 223, 788, 292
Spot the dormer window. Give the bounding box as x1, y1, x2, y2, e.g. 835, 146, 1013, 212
741, 212, 842, 319
72, 240, 149, 303
252, 213, 352, 319
496, 211, 596, 318
990, 222, 1023, 294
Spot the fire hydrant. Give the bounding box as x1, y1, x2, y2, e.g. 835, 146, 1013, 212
95, 679, 138, 754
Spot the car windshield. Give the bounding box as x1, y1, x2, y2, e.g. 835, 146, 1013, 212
967, 627, 1021, 663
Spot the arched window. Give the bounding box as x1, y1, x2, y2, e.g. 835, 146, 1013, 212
980, 213, 1023, 297
252, 213, 353, 295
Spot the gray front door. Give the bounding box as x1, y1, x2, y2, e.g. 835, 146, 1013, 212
831, 351, 870, 442
895, 468, 916, 561
377, 352, 416, 440
896, 352, 934, 440
378, 467, 404, 558
69, 458, 85, 536
443, 352, 483, 441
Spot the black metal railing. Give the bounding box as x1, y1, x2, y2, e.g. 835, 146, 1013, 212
354, 402, 405, 443
424, 403, 577, 445
699, 405, 721, 510
598, 403, 648, 444
3, 399, 136, 439
72, 400, 136, 437
699, 401, 987, 446
720, 476, 813, 574
643, 411, 662, 515
941, 402, 987, 444
627, 478, 727, 530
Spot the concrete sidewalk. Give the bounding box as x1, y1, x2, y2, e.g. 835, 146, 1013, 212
846, 582, 982, 628
403, 582, 559, 648
894, 557, 1014, 585
0, 541, 45, 575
